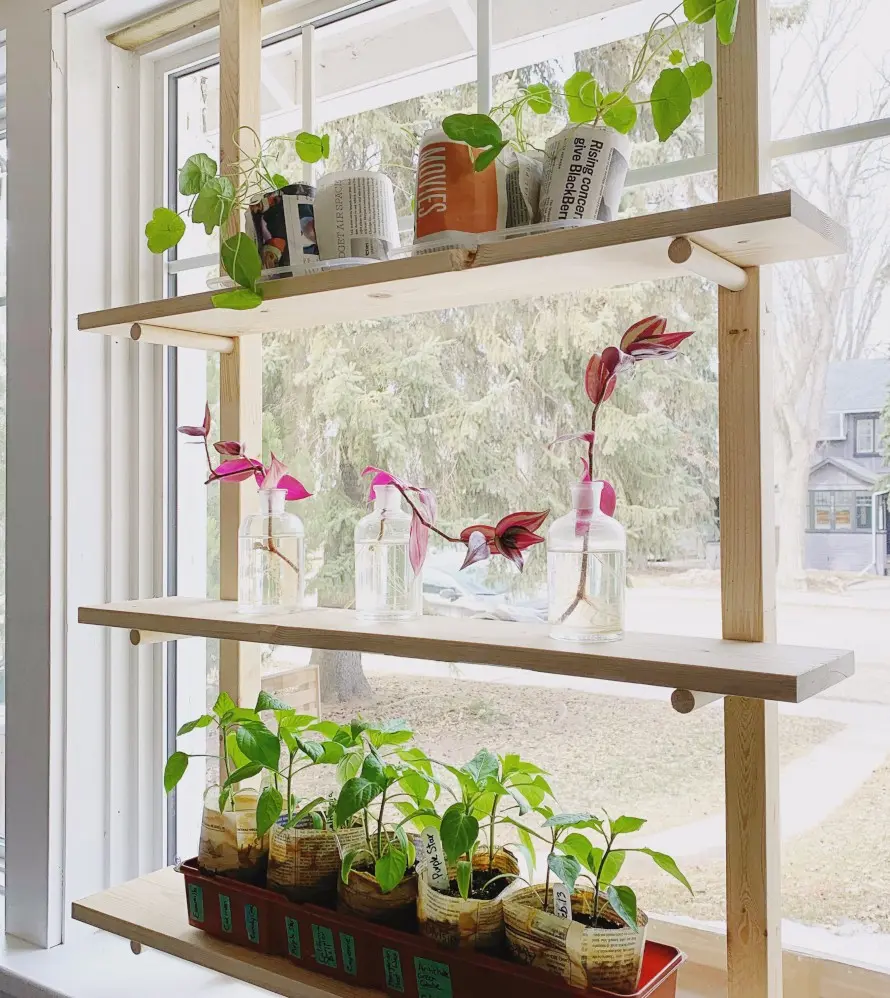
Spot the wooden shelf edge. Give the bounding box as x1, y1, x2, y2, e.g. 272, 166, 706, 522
77, 597, 854, 704
72, 867, 380, 998
76, 192, 847, 340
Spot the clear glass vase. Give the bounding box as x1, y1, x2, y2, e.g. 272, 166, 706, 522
354, 485, 422, 621
547, 482, 626, 642
238, 489, 305, 614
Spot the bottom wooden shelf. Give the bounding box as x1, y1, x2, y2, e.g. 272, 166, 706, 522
72, 867, 382, 997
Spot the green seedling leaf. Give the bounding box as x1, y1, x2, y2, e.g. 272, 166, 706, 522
221, 233, 262, 292
669, 49, 683, 65
397, 746, 433, 777
547, 853, 581, 894
400, 770, 430, 804
601, 92, 637, 134
375, 844, 408, 894
294, 131, 327, 163
440, 805, 479, 863
298, 738, 344, 765
212, 289, 264, 310
544, 812, 597, 829
562, 833, 594, 867
336, 777, 380, 826
280, 727, 298, 756
610, 815, 647, 836
218, 787, 230, 813
255, 691, 292, 713
684, 61, 713, 99
526, 83, 553, 114
307, 720, 340, 738
565, 70, 602, 123
236, 721, 281, 770
518, 824, 537, 876
340, 848, 363, 885
321, 134, 331, 158
270, 173, 289, 190
367, 719, 414, 747
456, 860, 472, 900
507, 786, 531, 815
191, 176, 235, 235
607, 884, 639, 930
256, 786, 283, 837
283, 795, 328, 830
650, 67, 693, 142
683, 0, 715, 23
336, 750, 363, 786
179, 152, 218, 196
220, 707, 262, 725
442, 112, 503, 149
177, 714, 214, 736
361, 752, 387, 788
463, 748, 500, 787
716, 0, 739, 43
164, 751, 189, 793
214, 692, 236, 717
222, 762, 263, 789
638, 848, 694, 893
587, 847, 626, 885
501, 755, 548, 777
226, 730, 250, 770
145, 207, 186, 254
473, 140, 508, 172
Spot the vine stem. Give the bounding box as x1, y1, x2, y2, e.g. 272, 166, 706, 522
391, 485, 466, 547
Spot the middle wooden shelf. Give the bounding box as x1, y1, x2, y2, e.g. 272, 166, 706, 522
78, 596, 853, 704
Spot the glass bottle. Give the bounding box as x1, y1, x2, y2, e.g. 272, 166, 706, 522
354, 485, 422, 621
547, 482, 626, 642
238, 488, 305, 613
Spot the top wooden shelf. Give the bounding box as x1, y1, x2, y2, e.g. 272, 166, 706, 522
79, 191, 845, 339
78, 596, 853, 703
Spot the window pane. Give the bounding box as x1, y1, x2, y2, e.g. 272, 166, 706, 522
856, 495, 872, 530
772, 0, 890, 139
856, 417, 875, 454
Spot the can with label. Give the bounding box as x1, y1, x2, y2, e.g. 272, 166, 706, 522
538, 125, 631, 224
414, 128, 507, 244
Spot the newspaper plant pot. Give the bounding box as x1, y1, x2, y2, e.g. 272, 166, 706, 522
197, 790, 268, 886
267, 822, 366, 904
248, 183, 318, 274
538, 125, 631, 224
314, 170, 401, 261
414, 128, 507, 243
337, 867, 419, 931
503, 149, 544, 228
180, 858, 683, 998
504, 885, 648, 995
417, 847, 519, 951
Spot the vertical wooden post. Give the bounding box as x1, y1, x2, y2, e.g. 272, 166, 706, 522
219, 0, 263, 708
716, 2, 782, 997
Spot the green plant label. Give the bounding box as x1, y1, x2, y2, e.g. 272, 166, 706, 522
383, 948, 405, 993
312, 924, 338, 969
218, 894, 233, 933
244, 904, 260, 944
415, 958, 453, 998
187, 884, 204, 923
285, 917, 301, 958
339, 933, 357, 976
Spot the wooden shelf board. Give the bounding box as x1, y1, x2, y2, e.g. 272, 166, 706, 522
78, 191, 845, 338
73, 867, 378, 998
78, 596, 854, 703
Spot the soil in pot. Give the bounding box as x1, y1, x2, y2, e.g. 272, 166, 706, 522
417, 848, 519, 951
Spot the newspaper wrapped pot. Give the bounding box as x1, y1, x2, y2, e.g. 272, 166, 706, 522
337, 867, 419, 930
503, 885, 648, 995
248, 183, 318, 275
314, 170, 400, 261
503, 150, 544, 228
417, 848, 519, 951
414, 128, 507, 243
538, 124, 631, 224
267, 822, 366, 903
197, 789, 268, 886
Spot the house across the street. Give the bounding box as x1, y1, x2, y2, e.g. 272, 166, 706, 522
807, 359, 890, 574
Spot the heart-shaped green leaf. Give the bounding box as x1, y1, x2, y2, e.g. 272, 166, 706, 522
214, 692, 236, 717
684, 61, 713, 99
473, 140, 508, 172
565, 71, 602, 123
220, 232, 262, 292
235, 721, 281, 770
610, 815, 647, 836
442, 113, 503, 148
374, 844, 408, 893
212, 288, 264, 310
336, 777, 381, 826
294, 131, 326, 163
336, 750, 363, 786
440, 804, 479, 863
601, 92, 637, 134
145, 207, 186, 254
683, 0, 716, 23
650, 67, 693, 142
547, 853, 581, 894
716, 0, 739, 44
163, 751, 189, 793
270, 173, 289, 190
179, 152, 218, 196
526, 83, 553, 114
191, 176, 235, 235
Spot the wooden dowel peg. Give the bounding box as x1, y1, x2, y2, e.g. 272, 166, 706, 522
668, 237, 749, 292
130, 322, 235, 354
671, 689, 724, 714
129, 629, 182, 646
130, 940, 143, 955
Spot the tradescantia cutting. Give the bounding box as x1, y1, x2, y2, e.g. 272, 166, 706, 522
362, 466, 548, 575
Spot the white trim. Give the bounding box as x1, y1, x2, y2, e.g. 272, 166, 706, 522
772, 117, 890, 160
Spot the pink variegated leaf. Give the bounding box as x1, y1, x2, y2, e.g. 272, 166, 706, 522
494, 536, 528, 572
418, 488, 437, 526
460, 531, 490, 571
501, 525, 546, 553
408, 511, 430, 576
585, 353, 620, 406
620, 315, 666, 352
261, 453, 288, 490
279, 474, 312, 501
580, 458, 592, 483
550, 431, 596, 448
495, 510, 549, 536
180, 402, 212, 438
214, 440, 244, 456
601, 345, 634, 376
362, 466, 403, 501
459, 524, 498, 554
209, 457, 263, 484
598, 480, 617, 517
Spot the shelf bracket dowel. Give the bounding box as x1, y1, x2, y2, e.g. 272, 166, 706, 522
671, 689, 724, 714
129, 629, 183, 646
668, 236, 748, 292
130, 322, 235, 354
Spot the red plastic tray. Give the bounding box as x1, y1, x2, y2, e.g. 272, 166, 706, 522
180, 859, 684, 997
